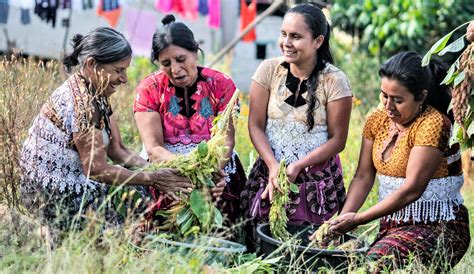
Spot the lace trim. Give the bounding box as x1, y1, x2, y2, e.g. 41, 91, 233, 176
21, 118, 100, 194
447, 150, 461, 164
265, 118, 328, 163
165, 135, 211, 145
378, 174, 464, 223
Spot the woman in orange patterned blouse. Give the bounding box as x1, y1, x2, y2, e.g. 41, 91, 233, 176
310, 51, 470, 271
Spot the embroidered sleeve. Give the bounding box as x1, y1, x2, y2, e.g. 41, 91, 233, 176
214, 72, 237, 113
325, 70, 352, 102
251, 58, 278, 89
362, 109, 382, 141
413, 111, 450, 151
133, 78, 160, 113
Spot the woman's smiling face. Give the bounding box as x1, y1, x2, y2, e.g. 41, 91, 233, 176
278, 13, 321, 67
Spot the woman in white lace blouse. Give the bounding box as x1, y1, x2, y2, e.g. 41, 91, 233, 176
240, 4, 352, 229
20, 27, 192, 230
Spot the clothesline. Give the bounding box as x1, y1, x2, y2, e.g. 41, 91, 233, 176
0, 0, 225, 30
1, 0, 261, 58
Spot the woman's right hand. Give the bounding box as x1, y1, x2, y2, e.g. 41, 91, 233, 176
261, 161, 281, 201
151, 168, 193, 200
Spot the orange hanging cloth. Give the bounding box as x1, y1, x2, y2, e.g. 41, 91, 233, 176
240, 0, 257, 42
97, 0, 122, 28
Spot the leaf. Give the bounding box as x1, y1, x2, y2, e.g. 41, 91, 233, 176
438, 36, 465, 56
422, 21, 471, 66
447, 99, 453, 112
197, 141, 208, 158
189, 190, 210, 226
203, 176, 215, 187
453, 70, 466, 87
176, 206, 192, 226
422, 32, 454, 66
289, 183, 299, 194
213, 207, 223, 227
441, 63, 457, 85
449, 122, 462, 147
180, 214, 194, 234
155, 210, 170, 218
467, 121, 474, 137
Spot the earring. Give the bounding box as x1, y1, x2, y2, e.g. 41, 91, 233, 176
418, 104, 423, 115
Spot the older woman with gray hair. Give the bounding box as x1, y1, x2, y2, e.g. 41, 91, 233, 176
20, 27, 192, 230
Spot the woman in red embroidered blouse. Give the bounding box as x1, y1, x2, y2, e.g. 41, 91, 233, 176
134, 15, 246, 225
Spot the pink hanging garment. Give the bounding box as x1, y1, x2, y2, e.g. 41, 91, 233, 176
240, 0, 256, 42
207, 0, 220, 29
179, 0, 198, 21
125, 7, 157, 57
171, 0, 183, 14
155, 0, 172, 13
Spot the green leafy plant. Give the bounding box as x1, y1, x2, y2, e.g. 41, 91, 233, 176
144, 91, 240, 236
331, 0, 473, 60
422, 21, 473, 149
269, 159, 299, 241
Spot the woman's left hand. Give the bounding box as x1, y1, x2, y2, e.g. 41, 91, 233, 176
286, 161, 303, 183
211, 170, 226, 200
328, 212, 361, 233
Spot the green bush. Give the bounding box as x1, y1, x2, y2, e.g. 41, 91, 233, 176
331, 0, 474, 59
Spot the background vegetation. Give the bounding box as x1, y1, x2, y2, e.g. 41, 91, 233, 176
0, 1, 473, 272
331, 0, 474, 60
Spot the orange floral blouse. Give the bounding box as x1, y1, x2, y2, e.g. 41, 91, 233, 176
362, 106, 462, 178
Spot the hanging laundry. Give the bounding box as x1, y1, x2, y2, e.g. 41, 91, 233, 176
207, 0, 220, 29
198, 0, 208, 16
20, 0, 34, 9
171, 0, 183, 15
34, 0, 59, 28
21, 8, 31, 24
179, 0, 198, 21
59, 0, 71, 9
0, 0, 9, 24
97, 0, 121, 28
155, 0, 172, 13
240, 0, 256, 42
125, 7, 156, 57
70, 0, 82, 10
82, 0, 93, 9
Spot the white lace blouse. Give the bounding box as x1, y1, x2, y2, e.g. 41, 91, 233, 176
20, 76, 110, 194
252, 57, 352, 163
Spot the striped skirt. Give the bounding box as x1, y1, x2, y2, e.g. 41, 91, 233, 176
368, 204, 470, 271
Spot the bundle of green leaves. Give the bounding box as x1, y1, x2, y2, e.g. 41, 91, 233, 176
144, 91, 240, 236
269, 159, 299, 241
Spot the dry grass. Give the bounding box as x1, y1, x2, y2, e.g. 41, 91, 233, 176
0, 55, 472, 272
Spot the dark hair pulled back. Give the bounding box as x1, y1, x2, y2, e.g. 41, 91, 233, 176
62, 27, 132, 73
286, 3, 334, 131
379, 51, 452, 120
151, 14, 202, 64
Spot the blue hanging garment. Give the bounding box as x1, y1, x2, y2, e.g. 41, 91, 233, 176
59, 0, 71, 9
0, 0, 9, 24
198, 0, 208, 15
82, 0, 93, 9
102, 0, 119, 11
21, 8, 31, 24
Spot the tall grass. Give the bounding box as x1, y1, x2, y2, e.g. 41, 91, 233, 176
0, 56, 63, 208
0, 53, 472, 272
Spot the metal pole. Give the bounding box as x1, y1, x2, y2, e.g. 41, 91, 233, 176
207, 0, 285, 68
